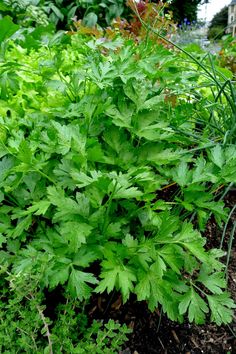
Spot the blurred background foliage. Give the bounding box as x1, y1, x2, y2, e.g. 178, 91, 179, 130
1, 0, 128, 28
0, 0, 203, 29
164, 0, 201, 23
207, 6, 228, 40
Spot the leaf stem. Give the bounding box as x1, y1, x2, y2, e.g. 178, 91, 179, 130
101, 181, 118, 235
191, 282, 208, 298
220, 204, 236, 249
33, 169, 56, 185
35, 302, 53, 354
224, 221, 236, 281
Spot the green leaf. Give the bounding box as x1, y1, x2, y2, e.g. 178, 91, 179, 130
95, 268, 118, 295
195, 199, 228, 228
221, 159, 236, 183
73, 247, 99, 268
140, 144, 182, 165
175, 223, 208, 264
172, 161, 191, 187
27, 200, 51, 215
179, 288, 208, 324
110, 173, 143, 199
71, 171, 99, 188
156, 221, 209, 265
113, 186, 142, 199
106, 105, 132, 128
0, 156, 14, 184
103, 126, 131, 155
135, 272, 151, 301
197, 267, 226, 294
68, 268, 98, 301
209, 145, 225, 168
48, 264, 70, 288
0, 233, 6, 247
52, 121, 72, 155
207, 293, 236, 325
47, 187, 90, 221
136, 269, 181, 321
17, 141, 33, 164
49, 4, 64, 21
135, 267, 163, 306
10, 215, 32, 239
159, 244, 183, 274
192, 157, 217, 184
60, 222, 92, 250
83, 12, 98, 27
0, 16, 19, 43
150, 257, 166, 278
142, 95, 162, 110
118, 267, 136, 302
95, 260, 136, 302
124, 80, 147, 110
0, 71, 20, 99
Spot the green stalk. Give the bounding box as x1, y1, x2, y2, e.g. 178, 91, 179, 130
227, 324, 236, 339
192, 282, 208, 297
219, 182, 234, 201
224, 221, 236, 281
181, 143, 216, 154
33, 169, 56, 185
101, 181, 118, 235
220, 204, 236, 249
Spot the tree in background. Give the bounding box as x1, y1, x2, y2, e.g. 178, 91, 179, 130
207, 6, 228, 40
208, 6, 228, 29
164, 0, 202, 24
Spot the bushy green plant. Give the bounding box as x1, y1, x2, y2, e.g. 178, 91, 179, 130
0, 269, 130, 352
0, 15, 235, 341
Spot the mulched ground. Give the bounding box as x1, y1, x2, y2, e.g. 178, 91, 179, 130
88, 190, 236, 354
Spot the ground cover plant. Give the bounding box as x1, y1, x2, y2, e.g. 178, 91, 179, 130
0, 10, 236, 352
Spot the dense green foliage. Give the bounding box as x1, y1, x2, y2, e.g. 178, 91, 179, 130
0, 0, 130, 27
208, 6, 228, 40
0, 12, 236, 351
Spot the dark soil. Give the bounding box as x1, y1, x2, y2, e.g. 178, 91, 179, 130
87, 190, 236, 354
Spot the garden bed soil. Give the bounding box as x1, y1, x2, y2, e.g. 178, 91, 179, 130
88, 191, 236, 354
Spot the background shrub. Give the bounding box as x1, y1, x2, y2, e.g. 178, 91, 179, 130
208, 26, 225, 40
207, 6, 228, 40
